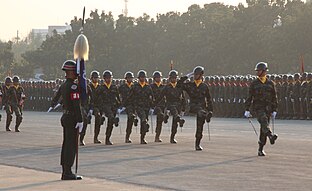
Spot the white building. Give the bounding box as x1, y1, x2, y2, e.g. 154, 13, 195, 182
31, 25, 72, 40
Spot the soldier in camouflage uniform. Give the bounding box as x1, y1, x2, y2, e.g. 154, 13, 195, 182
119, 71, 137, 143
2, 77, 12, 131
158, 70, 186, 143
244, 62, 278, 156
125, 70, 153, 144
150, 71, 167, 142
6, 76, 26, 132
177, 66, 213, 151
95, 70, 121, 145
88, 71, 104, 144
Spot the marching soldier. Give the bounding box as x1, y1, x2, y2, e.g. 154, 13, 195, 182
244, 62, 278, 156
119, 71, 137, 143
159, 70, 186, 143
79, 78, 92, 146
95, 70, 121, 145
2, 77, 13, 131
125, 70, 153, 144
51, 60, 83, 180
89, 71, 105, 144
150, 71, 167, 142
6, 76, 26, 132
177, 66, 213, 151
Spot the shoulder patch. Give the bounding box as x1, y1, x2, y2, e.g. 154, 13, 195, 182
71, 84, 77, 90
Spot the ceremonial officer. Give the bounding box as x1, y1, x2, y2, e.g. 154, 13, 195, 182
177, 66, 213, 150
51, 60, 83, 180
244, 62, 278, 156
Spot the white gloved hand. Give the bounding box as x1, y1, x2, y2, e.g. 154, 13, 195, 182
75, 122, 83, 133
181, 112, 185, 116
88, 109, 93, 117
47, 107, 53, 113
272, 111, 277, 119
244, 111, 252, 118
149, 109, 154, 115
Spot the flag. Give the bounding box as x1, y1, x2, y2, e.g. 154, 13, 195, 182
77, 58, 87, 102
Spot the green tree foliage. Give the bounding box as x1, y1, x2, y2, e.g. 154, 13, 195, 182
0, 41, 14, 79
20, 0, 312, 80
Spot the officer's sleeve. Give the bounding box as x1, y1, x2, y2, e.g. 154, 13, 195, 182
271, 82, 278, 112
70, 85, 83, 123
245, 82, 254, 111
51, 85, 62, 108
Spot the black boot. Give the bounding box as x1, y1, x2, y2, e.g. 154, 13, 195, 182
94, 128, 102, 144
15, 116, 22, 132
179, 118, 185, 127
61, 165, 82, 180
195, 138, 203, 151
134, 118, 138, 126
258, 144, 266, 156
164, 115, 169, 124
105, 136, 113, 145
125, 134, 132, 143
155, 134, 162, 142
268, 133, 278, 145
79, 134, 85, 146
155, 124, 162, 142
170, 134, 177, 144
6, 115, 12, 131
140, 134, 147, 144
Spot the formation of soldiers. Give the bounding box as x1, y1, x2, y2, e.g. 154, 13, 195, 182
1, 72, 311, 120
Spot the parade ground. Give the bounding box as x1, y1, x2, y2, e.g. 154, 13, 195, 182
0, 111, 311, 191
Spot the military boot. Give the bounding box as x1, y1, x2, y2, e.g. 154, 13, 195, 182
79, 134, 85, 146
6, 115, 12, 131
105, 136, 113, 145
15, 116, 22, 132
114, 117, 119, 127
140, 134, 147, 144
134, 118, 138, 126
258, 144, 266, 156
125, 134, 132, 143
179, 118, 185, 127
268, 133, 278, 145
195, 138, 203, 151
170, 134, 177, 144
61, 165, 82, 180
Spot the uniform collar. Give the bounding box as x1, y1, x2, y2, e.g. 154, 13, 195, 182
257, 75, 267, 84
170, 82, 177, 88
139, 81, 147, 88
104, 82, 112, 89
92, 82, 99, 88
155, 81, 162, 87
126, 82, 133, 88
194, 79, 202, 87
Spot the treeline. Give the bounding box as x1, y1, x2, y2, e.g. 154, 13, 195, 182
2, 0, 312, 80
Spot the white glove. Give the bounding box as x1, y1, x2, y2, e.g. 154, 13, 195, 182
75, 122, 83, 133
47, 107, 53, 113
181, 112, 185, 116
272, 111, 277, 119
149, 109, 154, 115
88, 109, 93, 117
244, 111, 252, 118
186, 72, 194, 78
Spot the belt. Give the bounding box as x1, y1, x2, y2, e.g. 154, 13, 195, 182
63, 110, 74, 115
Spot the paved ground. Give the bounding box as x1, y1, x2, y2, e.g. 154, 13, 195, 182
0, 111, 311, 191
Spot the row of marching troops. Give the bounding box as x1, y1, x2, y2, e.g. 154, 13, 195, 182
1, 71, 311, 135
1, 72, 311, 118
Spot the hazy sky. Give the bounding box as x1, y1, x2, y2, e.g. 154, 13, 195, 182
1, 0, 245, 41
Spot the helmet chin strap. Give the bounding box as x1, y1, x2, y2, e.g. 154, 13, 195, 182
258, 70, 265, 77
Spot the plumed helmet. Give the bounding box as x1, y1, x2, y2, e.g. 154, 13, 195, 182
62, 60, 76, 71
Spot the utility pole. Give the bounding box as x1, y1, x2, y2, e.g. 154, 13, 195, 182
123, 0, 128, 17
